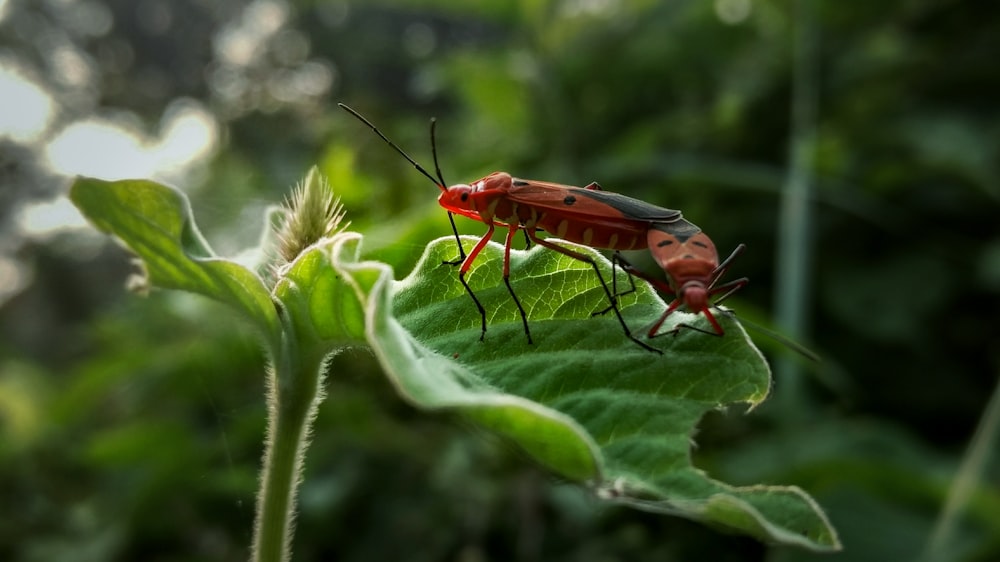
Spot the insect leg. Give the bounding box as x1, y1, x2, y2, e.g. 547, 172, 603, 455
671, 312, 726, 337
612, 253, 670, 296
646, 298, 687, 338
591, 252, 637, 316
527, 230, 660, 354
707, 243, 746, 286
708, 277, 749, 305
501, 225, 533, 344
606, 254, 696, 339
458, 224, 496, 341
611, 252, 639, 301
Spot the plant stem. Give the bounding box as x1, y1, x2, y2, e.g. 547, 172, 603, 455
252, 325, 328, 562
774, 0, 819, 422
922, 376, 1000, 562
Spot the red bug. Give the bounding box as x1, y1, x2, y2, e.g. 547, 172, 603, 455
611, 222, 820, 361
341, 103, 689, 352
608, 217, 748, 338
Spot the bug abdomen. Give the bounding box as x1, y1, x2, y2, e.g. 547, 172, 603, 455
535, 213, 644, 251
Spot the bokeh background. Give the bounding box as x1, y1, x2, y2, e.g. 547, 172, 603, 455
2, 0, 999, 560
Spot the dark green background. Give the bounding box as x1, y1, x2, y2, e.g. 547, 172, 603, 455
2, 1, 998, 560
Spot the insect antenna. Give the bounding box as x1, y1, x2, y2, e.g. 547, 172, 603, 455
338, 103, 445, 192
429, 117, 466, 261
340, 102, 467, 262
715, 306, 821, 363
430, 118, 448, 187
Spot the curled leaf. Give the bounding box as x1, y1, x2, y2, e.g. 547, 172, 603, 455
70, 177, 280, 345
333, 234, 839, 551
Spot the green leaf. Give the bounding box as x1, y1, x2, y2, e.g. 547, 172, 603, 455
333, 234, 839, 551
272, 233, 367, 346
70, 177, 280, 345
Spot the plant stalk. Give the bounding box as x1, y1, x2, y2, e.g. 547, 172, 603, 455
922, 376, 1000, 562
252, 323, 328, 562
774, 0, 820, 422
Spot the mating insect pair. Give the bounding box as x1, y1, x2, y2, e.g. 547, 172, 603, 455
340, 103, 746, 353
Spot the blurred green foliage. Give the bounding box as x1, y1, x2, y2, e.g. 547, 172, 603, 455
2, 0, 999, 560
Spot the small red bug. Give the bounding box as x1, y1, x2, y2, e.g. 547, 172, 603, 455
341, 103, 692, 352
610, 224, 820, 362
609, 218, 748, 338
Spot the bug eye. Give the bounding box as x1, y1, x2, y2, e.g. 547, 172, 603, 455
460, 193, 469, 202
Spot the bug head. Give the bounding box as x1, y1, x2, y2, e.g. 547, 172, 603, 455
674, 281, 726, 336
437, 172, 513, 220
679, 281, 710, 313
437, 183, 477, 218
